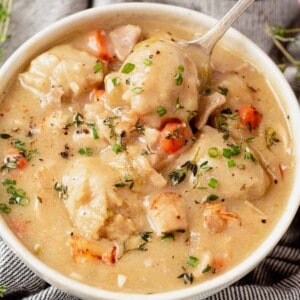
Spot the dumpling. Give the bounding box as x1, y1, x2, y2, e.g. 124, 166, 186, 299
19, 45, 105, 107
62, 157, 118, 240
104, 41, 199, 128
163, 126, 270, 202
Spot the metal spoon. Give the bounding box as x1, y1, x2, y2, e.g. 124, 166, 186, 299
180, 0, 254, 82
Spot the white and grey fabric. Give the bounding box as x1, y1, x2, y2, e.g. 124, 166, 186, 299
0, 0, 299, 299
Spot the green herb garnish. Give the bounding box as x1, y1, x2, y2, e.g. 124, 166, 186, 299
93, 60, 103, 72
208, 178, 218, 189
78, 148, 93, 156
202, 264, 214, 273
103, 116, 118, 139
177, 267, 194, 285
121, 63, 135, 74
0, 204, 11, 214
174, 73, 183, 86
227, 159, 236, 168
54, 182, 68, 199
112, 77, 120, 87
161, 232, 175, 241
206, 194, 219, 201
114, 175, 134, 189
175, 97, 184, 111
265, 127, 280, 148
187, 256, 199, 268
222, 145, 241, 159
143, 58, 152, 66
156, 106, 167, 117
0, 133, 11, 139
2, 179, 16, 186
131, 87, 143, 94
139, 231, 152, 242
132, 118, 145, 135
244, 146, 257, 163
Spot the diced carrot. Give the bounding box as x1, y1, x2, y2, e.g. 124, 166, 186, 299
93, 89, 105, 102
87, 29, 112, 60
211, 258, 226, 272
278, 164, 285, 180
8, 218, 28, 235
159, 120, 193, 154
4, 148, 28, 170
238, 104, 262, 130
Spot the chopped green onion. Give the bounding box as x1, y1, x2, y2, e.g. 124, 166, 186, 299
93, 61, 103, 72
121, 63, 135, 74
178, 65, 184, 72
78, 148, 93, 156
245, 136, 255, 142
2, 179, 16, 186
208, 147, 219, 158
187, 256, 199, 268
0, 203, 11, 214
112, 77, 120, 87
156, 106, 167, 117
227, 159, 236, 168
143, 58, 152, 66
208, 178, 218, 189
131, 87, 143, 94
222, 145, 241, 159
92, 125, 99, 140
112, 143, 123, 154
174, 73, 183, 85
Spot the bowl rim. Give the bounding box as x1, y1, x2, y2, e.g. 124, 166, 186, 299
0, 3, 299, 300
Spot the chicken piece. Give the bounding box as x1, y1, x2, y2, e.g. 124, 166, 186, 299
163, 126, 270, 201
195, 92, 226, 130
62, 158, 119, 240
131, 154, 167, 189
202, 203, 241, 233
41, 110, 69, 134
105, 41, 199, 128
69, 233, 121, 264
19, 45, 105, 107
108, 25, 142, 61
145, 192, 188, 235
101, 214, 136, 241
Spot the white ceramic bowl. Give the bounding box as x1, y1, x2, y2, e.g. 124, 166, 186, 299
0, 3, 299, 300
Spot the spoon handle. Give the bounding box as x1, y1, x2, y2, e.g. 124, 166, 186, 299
198, 0, 254, 54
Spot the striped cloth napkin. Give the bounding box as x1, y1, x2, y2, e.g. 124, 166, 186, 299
0, 0, 299, 299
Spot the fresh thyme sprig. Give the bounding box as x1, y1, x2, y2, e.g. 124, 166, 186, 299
265, 23, 300, 80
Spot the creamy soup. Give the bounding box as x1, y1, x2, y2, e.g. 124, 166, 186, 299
0, 20, 294, 294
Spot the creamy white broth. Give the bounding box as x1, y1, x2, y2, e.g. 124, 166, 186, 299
0, 20, 294, 294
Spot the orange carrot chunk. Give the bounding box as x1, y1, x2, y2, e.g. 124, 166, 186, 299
238, 104, 262, 130
87, 29, 112, 60
278, 163, 285, 180
4, 148, 28, 170
92, 89, 105, 102
159, 120, 192, 154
